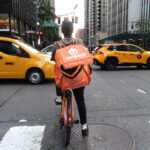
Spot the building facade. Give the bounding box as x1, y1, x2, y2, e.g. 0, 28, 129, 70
105, 0, 150, 50
0, 0, 55, 45
107, 0, 128, 37
84, 0, 90, 46
85, 0, 150, 50
84, 0, 107, 48
96, 0, 107, 41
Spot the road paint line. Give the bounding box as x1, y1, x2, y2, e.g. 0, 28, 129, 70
0, 126, 45, 150
137, 89, 147, 94
120, 80, 126, 84
18, 119, 27, 123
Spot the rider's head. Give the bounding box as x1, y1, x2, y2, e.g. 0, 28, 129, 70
61, 20, 73, 38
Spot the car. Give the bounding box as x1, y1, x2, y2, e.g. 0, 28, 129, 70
41, 45, 53, 56
93, 43, 150, 70
0, 37, 55, 84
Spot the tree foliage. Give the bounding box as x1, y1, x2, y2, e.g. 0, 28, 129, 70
38, 2, 61, 46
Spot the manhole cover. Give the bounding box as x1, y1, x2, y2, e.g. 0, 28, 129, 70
70, 123, 135, 150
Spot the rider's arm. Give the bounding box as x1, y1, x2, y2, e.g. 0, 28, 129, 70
51, 42, 59, 61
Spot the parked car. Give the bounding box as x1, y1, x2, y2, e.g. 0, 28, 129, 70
92, 43, 150, 70
0, 37, 55, 84
41, 45, 53, 56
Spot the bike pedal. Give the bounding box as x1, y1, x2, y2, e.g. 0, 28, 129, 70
74, 120, 79, 124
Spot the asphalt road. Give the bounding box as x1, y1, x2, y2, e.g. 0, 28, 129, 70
0, 65, 150, 150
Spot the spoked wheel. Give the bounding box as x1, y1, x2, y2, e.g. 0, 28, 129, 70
64, 126, 71, 147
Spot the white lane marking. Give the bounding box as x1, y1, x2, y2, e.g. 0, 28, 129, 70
0, 126, 45, 150
137, 89, 147, 94
120, 80, 126, 84
18, 119, 27, 123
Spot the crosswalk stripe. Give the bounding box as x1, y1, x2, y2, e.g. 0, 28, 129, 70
0, 125, 45, 150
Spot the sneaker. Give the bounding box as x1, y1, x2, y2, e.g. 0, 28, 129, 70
55, 96, 62, 105
81, 124, 89, 136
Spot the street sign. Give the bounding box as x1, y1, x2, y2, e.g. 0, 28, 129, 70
26, 30, 35, 34
43, 22, 57, 27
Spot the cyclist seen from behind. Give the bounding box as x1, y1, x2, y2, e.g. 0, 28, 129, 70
51, 20, 92, 136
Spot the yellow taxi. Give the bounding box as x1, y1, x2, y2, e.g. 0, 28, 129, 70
93, 43, 150, 70
0, 37, 54, 84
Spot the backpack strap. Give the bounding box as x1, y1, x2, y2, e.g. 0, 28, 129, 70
57, 40, 65, 48
61, 65, 82, 79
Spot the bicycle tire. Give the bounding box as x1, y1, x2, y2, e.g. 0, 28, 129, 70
64, 126, 71, 147
62, 89, 73, 147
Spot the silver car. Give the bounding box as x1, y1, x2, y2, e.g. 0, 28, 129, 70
41, 45, 53, 56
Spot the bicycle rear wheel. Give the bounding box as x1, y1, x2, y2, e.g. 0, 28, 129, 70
63, 89, 73, 147
64, 126, 71, 147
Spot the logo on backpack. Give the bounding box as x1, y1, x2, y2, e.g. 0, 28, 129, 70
68, 48, 79, 56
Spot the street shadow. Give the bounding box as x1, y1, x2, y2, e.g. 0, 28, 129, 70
91, 65, 102, 71
41, 123, 69, 150
0, 79, 55, 85
91, 65, 149, 72
113, 66, 148, 71
0, 79, 26, 85
43, 79, 55, 84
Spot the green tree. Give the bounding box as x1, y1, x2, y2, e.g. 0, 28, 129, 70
38, 2, 61, 46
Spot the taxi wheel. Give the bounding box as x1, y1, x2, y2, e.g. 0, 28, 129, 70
104, 59, 117, 71
147, 59, 150, 69
27, 69, 44, 84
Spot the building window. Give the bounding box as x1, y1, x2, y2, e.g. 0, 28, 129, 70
0, 14, 10, 31
11, 16, 18, 33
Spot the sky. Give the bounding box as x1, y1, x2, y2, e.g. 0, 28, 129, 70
55, 0, 84, 28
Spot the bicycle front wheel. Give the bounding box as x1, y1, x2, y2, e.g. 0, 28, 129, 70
64, 126, 71, 147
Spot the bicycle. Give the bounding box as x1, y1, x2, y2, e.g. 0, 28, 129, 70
59, 89, 79, 147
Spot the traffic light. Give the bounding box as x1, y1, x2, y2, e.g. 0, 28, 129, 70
36, 31, 43, 35
72, 16, 74, 23
131, 24, 134, 29
36, 31, 39, 35
58, 17, 61, 24
75, 16, 78, 23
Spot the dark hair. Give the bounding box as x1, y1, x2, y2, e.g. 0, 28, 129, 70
61, 20, 73, 36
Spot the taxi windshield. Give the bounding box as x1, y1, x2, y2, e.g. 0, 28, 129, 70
19, 41, 40, 53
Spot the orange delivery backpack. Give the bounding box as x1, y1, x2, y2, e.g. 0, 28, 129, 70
54, 40, 93, 92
